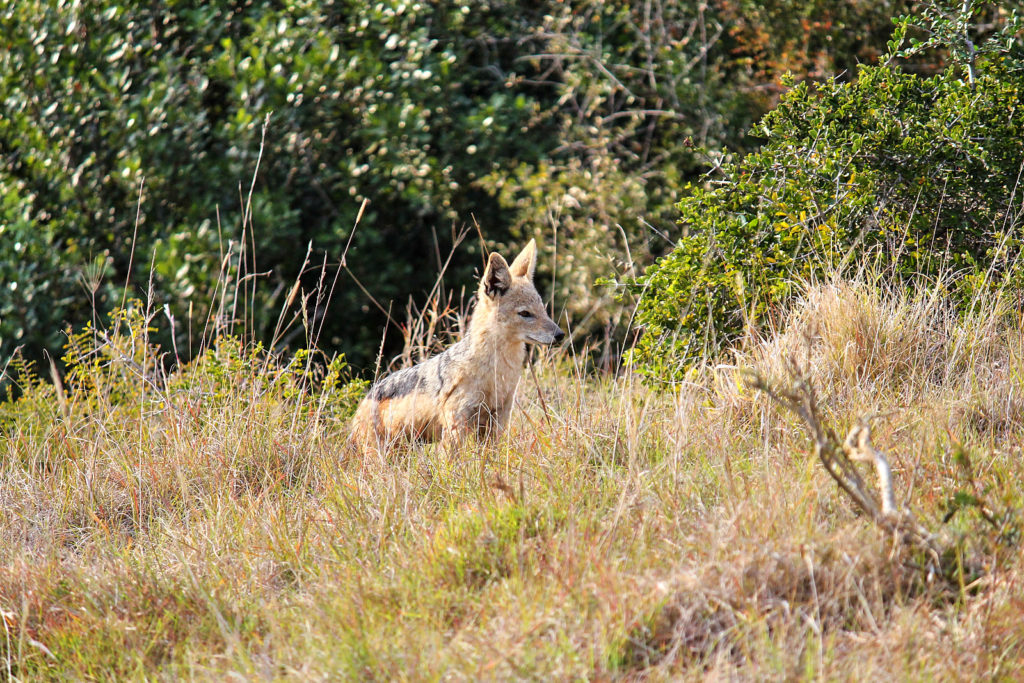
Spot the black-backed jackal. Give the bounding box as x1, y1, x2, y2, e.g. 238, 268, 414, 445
350, 239, 564, 450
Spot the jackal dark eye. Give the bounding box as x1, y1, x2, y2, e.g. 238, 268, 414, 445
517, 310, 534, 318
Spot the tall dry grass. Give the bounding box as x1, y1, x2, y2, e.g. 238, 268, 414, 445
1, 275, 1023, 679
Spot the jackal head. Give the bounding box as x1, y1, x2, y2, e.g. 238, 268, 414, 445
476, 239, 565, 346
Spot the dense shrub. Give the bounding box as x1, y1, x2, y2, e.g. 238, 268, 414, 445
627, 2, 1024, 383
480, 1, 921, 346
0, 1, 552, 369
1, 0, 922, 375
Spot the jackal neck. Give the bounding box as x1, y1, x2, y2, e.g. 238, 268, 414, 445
465, 320, 524, 362
464, 315, 526, 383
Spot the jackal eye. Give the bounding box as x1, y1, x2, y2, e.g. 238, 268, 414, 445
517, 310, 534, 318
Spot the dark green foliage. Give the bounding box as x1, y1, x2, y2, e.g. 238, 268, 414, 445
481, 2, 765, 339
0, 1, 556, 370
2, 0, 915, 377
627, 4, 1024, 383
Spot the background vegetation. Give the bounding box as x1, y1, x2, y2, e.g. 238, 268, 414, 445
3, 0, 917, 373
4, 0, 1024, 679
627, 1, 1024, 382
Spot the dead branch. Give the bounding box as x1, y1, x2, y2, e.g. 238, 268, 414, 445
744, 357, 946, 580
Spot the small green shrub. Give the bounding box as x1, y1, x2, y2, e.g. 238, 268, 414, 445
0, 302, 367, 443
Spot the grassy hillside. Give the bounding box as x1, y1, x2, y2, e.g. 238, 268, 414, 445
2, 278, 1022, 679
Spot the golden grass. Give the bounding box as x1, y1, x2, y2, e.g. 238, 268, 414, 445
2, 279, 1023, 680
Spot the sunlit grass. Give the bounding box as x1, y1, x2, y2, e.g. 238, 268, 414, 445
2, 279, 1023, 679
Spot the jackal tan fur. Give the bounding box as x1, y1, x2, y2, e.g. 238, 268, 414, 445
350, 239, 564, 450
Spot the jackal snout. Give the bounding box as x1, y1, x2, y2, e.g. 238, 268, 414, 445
528, 319, 564, 345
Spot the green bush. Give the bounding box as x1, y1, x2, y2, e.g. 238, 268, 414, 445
0, 1, 555, 369
479, 1, 916, 342
627, 3, 1024, 383
0, 0, 924, 375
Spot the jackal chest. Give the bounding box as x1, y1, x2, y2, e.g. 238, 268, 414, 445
445, 347, 523, 428
450, 366, 518, 409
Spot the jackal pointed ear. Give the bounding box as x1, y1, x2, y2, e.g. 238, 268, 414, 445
509, 238, 537, 280
482, 252, 512, 298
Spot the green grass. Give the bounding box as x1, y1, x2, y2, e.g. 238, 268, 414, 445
2, 280, 1024, 679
